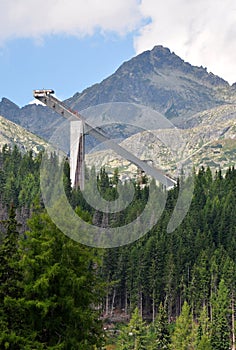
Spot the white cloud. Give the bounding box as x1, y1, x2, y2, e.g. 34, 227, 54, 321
1, 0, 236, 84
135, 0, 236, 84
0, 0, 143, 42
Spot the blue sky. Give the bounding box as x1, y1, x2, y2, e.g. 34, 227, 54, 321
0, 0, 236, 107
0, 33, 136, 106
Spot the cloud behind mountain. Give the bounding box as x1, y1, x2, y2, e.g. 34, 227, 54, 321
1, 0, 236, 87
134, 0, 236, 84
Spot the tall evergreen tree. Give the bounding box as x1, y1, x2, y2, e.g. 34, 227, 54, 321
0, 205, 27, 348
211, 279, 231, 350
196, 306, 212, 350
152, 302, 170, 349
117, 307, 149, 349
1, 210, 104, 349
171, 301, 196, 350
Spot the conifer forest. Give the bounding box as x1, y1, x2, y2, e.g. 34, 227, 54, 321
0, 145, 236, 349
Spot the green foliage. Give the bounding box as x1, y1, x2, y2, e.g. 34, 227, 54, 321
1, 146, 236, 349
211, 279, 231, 350
16, 211, 104, 349
196, 335, 212, 350
151, 302, 170, 349
196, 306, 212, 350
170, 301, 196, 350
0, 152, 105, 349
0, 145, 41, 207
117, 307, 150, 349
0, 206, 26, 348
0, 205, 21, 298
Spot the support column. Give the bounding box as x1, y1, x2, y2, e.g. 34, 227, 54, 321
70, 120, 85, 190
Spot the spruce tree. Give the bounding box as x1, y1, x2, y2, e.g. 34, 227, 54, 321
152, 302, 170, 349
196, 306, 212, 350
170, 301, 196, 350
11, 211, 103, 349
211, 279, 231, 350
0, 205, 28, 348
117, 307, 149, 349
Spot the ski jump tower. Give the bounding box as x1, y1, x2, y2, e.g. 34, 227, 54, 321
33, 89, 176, 191
33, 89, 84, 190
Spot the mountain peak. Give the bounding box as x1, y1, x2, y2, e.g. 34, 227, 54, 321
114, 45, 228, 90
152, 45, 172, 56
1, 45, 235, 141
148, 46, 228, 87
0, 97, 20, 110
65, 45, 233, 122
0, 98, 20, 121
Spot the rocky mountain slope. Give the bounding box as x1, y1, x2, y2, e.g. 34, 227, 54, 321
0, 98, 64, 141
85, 104, 236, 178
1, 45, 236, 142
0, 45, 235, 175
0, 114, 47, 153
66, 45, 236, 125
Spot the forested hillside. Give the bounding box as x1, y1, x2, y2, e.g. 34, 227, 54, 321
0, 145, 236, 349
0, 146, 104, 349
102, 166, 236, 349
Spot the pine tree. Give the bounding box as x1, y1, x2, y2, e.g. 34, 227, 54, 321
171, 301, 196, 350
0, 204, 21, 299
4, 210, 104, 349
190, 250, 210, 315
211, 279, 231, 350
0, 205, 28, 348
196, 335, 212, 350
151, 302, 170, 349
117, 307, 149, 349
196, 306, 212, 350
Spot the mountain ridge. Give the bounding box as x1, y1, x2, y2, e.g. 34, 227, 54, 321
85, 107, 236, 179
0, 44, 235, 175
0, 114, 47, 152
66, 45, 235, 123
1, 45, 236, 142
